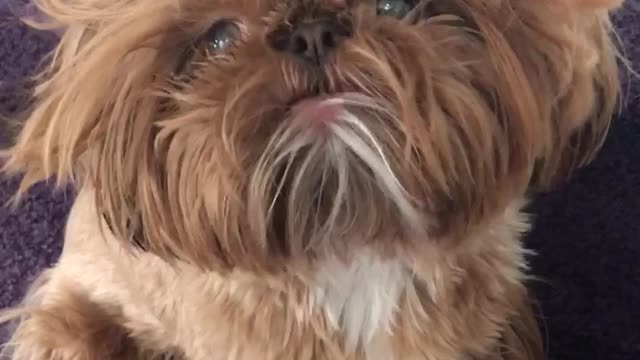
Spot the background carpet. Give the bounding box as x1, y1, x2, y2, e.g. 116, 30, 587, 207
1, 2, 639, 359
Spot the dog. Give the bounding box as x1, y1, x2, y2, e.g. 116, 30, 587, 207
0, 0, 622, 359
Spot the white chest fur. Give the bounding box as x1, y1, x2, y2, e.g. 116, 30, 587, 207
311, 252, 409, 354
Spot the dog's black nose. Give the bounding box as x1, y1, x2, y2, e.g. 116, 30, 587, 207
272, 19, 350, 64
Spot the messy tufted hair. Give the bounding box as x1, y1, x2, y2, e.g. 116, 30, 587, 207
3, 0, 620, 271
0, 0, 622, 358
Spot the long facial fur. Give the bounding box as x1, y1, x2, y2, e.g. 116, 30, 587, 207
0, 0, 622, 358
2, 0, 620, 271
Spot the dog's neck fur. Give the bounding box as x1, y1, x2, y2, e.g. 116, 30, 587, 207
32, 186, 531, 359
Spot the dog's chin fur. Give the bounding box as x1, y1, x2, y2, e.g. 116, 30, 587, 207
0, 0, 622, 359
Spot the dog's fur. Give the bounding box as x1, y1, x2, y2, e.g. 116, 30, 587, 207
0, 0, 622, 359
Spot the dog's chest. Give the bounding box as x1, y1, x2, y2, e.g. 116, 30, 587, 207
62, 191, 409, 358
311, 253, 409, 356
57, 188, 529, 360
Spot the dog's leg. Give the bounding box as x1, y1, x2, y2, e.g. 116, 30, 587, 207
0, 272, 180, 360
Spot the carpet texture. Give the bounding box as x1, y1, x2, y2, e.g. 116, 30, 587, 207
0, 2, 639, 359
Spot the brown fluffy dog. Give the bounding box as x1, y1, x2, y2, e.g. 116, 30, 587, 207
0, 0, 622, 359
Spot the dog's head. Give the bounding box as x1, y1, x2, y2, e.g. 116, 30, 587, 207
4, 0, 621, 272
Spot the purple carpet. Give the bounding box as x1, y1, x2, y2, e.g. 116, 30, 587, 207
1, 2, 639, 359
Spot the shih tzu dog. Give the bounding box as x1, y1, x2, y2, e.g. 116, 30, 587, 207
0, 0, 622, 359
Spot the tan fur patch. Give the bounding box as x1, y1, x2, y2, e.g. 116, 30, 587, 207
1, 277, 182, 360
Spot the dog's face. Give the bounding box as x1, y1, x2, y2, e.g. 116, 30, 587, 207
5, 0, 620, 272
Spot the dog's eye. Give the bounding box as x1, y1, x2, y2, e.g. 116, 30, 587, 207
376, 0, 417, 18
205, 20, 241, 54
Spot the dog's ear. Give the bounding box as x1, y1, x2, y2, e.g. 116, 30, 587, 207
528, 1, 620, 190
1, 1, 175, 189
0, 1, 183, 260
0, 1, 260, 271
1, 1, 165, 186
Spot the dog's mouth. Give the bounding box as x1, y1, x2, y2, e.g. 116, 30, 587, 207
285, 92, 376, 126
267, 152, 344, 257
288, 97, 344, 129
263, 93, 361, 254
258, 90, 415, 255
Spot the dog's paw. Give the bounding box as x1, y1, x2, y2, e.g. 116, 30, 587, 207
0, 285, 162, 360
